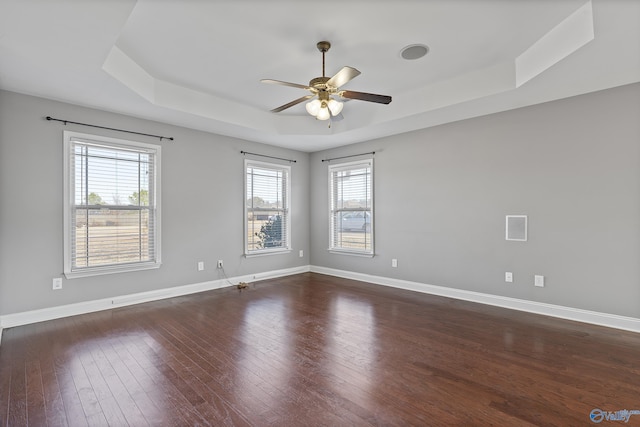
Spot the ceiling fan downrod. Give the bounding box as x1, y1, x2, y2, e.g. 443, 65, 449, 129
317, 41, 331, 78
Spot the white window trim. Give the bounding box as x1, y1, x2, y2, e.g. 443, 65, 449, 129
63, 131, 161, 278
328, 158, 374, 257
329, 248, 375, 258
244, 159, 291, 256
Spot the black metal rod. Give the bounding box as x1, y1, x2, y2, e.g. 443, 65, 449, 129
241, 151, 297, 163
322, 151, 375, 162
46, 116, 174, 141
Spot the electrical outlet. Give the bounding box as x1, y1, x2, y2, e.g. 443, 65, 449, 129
217, 260, 223, 269
52, 277, 63, 290
391, 259, 398, 268
197, 261, 205, 271
299, 250, 304, 257
505, 272, 513, 283
534, 275, 545, 287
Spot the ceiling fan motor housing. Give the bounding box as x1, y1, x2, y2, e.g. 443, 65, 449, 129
309, 77, 332, 98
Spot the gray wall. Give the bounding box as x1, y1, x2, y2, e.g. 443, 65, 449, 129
310, 83, 640, 318
2, 84, 639, 320
0, 90, 310, 315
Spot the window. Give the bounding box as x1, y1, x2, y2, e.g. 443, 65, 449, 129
63, 131, 161, 278
245, 160, 290, 255
329, 159, 374, 255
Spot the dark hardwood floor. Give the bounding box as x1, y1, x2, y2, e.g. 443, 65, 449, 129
2, 272, 640, 426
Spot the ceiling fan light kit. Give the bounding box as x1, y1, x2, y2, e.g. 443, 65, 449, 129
305, 99, 322, 116
305, 89, 344, 121
316, 104, 331, 121
327, 99, 343, 115
261, 41, 391, 122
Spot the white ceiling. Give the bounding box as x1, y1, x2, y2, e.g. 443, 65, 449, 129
1, 0, 638, 152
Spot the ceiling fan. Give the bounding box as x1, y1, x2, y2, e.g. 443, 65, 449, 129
261, 41, 392, 121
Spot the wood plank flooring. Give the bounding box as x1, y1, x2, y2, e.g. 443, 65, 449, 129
2, 272, 640, 426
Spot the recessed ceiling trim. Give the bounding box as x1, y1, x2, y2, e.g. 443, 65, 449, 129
391, 61, 516, 122
103, 46, 155, 103
103, 46, 275, 130
515, 1, 594, 87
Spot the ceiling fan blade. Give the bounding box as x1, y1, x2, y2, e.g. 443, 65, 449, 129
326, 66, 361, 89
270, 95, 315, 113
339, 90, 392, 104
261, 79, 311, 90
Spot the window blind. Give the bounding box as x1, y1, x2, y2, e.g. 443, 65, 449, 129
64, 133, 160, 277
245, 160, 290, 254
329, 159, 373, 255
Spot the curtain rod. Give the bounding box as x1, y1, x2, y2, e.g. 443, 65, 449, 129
241, 150, 297, 163
46, 116, 174, 141
321, 151, 375, 162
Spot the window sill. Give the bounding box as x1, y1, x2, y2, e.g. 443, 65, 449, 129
245, 249, 291, 258
64, 262, 161, 279
328, 249, 375, 258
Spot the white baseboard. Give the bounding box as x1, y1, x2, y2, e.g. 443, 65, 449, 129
0, 265, 310, 333
2, 264, 637, 347
310, 266, 640, 334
